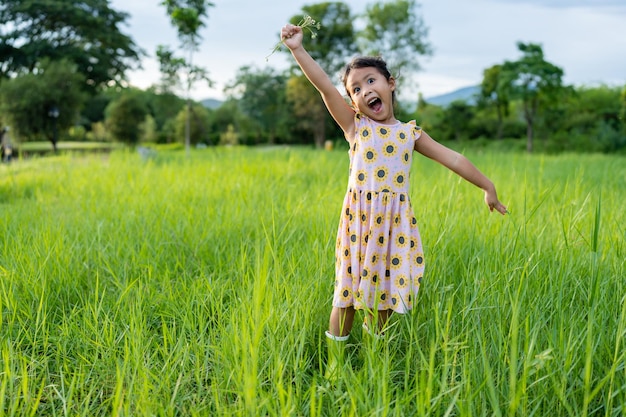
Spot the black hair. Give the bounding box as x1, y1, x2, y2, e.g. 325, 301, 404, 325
341, 56, 396, 103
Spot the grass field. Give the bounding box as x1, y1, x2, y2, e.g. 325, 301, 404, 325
0, 147, 624, 416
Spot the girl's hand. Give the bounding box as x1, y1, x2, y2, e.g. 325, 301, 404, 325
485, 190, 508, 215
281, 24, 303, 51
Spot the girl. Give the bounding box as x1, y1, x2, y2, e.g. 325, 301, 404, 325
280, 23, 507, 374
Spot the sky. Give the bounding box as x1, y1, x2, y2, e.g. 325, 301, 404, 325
109, 0, 626, 102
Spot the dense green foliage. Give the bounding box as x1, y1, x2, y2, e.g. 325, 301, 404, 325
0, 59, 86, 150
0, 148, 624, 415
0, 0, 142, 90
104, 92, 149, 146
225, 66, 289, 144
0, 0, 624, 153
360, 0, 432, 77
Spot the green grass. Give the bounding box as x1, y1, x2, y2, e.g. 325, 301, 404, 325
0, 147, 624, 416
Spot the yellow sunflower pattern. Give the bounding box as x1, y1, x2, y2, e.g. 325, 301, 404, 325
355, 170, 367, 185
360, 126, 373, 141
363, 147, 377, 163
382, 142, 397, 157
376, 126, 392, 139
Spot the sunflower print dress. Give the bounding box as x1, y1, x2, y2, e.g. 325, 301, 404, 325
333, 112, 424, 314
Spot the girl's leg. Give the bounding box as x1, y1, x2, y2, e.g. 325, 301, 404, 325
328, 306, 356, 337
377, 309, 393, 331
325, 306, 355, 381
364, 309, 393, 335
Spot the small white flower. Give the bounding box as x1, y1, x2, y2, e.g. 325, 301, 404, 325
266, 15, 321, 61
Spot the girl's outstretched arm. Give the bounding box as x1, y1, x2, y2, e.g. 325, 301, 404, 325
415, 131, 508, 215
281, 24, 355, 137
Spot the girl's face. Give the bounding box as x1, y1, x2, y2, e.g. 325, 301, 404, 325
345, 66, 396, 124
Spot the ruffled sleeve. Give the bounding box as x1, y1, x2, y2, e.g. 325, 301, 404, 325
409, 120, 422, 143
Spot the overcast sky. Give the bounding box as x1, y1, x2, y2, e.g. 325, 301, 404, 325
109, 0, 626, 101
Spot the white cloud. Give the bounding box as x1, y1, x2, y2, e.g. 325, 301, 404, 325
112, 0, 626, 101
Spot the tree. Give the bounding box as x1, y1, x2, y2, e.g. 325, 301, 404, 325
105, 92, 148, 146
414, 94, 444, 136
285, 2, 357, 147
0, 0, 143, 91
500, 42, 564, 152
0, 59, 86, 151
286, 74, 331, 147
142, 89, 186, 143
563, 86, 621, 130
621, 86, 626, 136
479, 65, 509, 140
173, 103, 211, 146
442, 100, 474, 141
155, 45, 187, 95
81, 94, 115, 131
225, 66, 289, 144
359, 0, 432, 82
139, 115, 158, 144
160, 0, 214, 153
555, 85, 625, 152
294, 3, 357, 76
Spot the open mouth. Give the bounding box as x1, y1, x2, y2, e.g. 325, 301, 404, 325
367, 97, 382, 112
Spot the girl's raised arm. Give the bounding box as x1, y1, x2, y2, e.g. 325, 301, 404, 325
281, 24, 355, 138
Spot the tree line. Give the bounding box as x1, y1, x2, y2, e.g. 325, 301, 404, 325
0, 0, 624, 154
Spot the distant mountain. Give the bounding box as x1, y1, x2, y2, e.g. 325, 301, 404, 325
424, 85, 480, 107
201, 98, 223, 109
